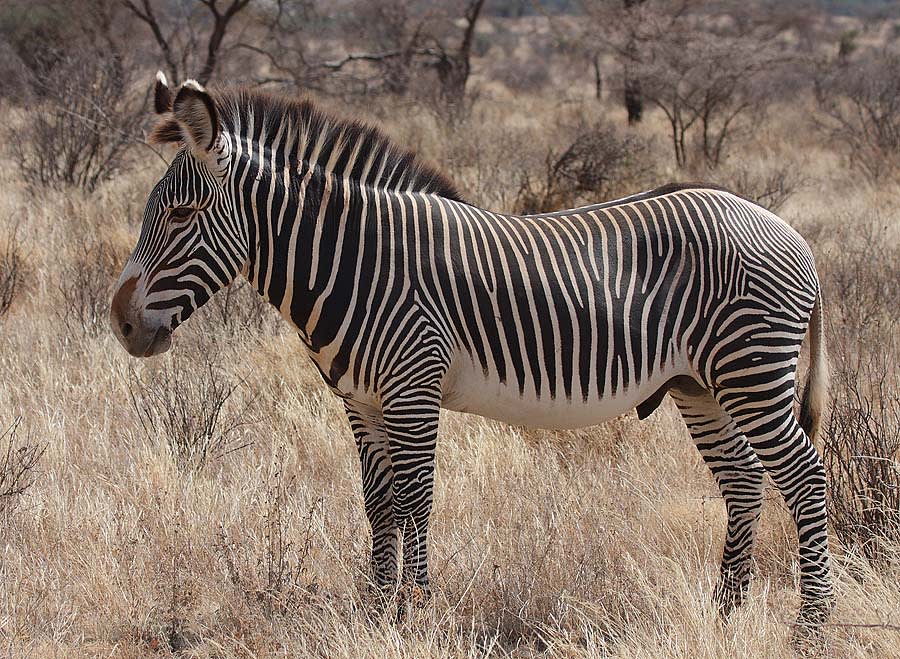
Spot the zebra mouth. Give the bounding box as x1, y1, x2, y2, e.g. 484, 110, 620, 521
142, 325, 173, 357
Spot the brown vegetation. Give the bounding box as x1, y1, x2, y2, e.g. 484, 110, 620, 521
9, 52, 143, 193
815, 50, 900, 180
0, 419, 45, 515
0, 1, 899, 656
0, 224, 25, 318
127, 346, 259, 471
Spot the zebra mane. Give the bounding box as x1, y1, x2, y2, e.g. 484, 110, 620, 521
212, 88, 463, 203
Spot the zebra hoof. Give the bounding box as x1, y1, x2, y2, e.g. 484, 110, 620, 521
714, 587, 740, 620
713, 572, 749, 620
798, 591, 835, 626
790, 620, 826, 656
791, 596, 834, 654
395, 583, 431, 622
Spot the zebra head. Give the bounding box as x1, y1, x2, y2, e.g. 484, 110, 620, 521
110, 73, 245, 357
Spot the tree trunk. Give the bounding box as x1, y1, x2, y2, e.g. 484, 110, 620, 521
624, 71, 642, 124
623, 0, 644, 124
593, 52, 603, 99
436, 0, 485, 103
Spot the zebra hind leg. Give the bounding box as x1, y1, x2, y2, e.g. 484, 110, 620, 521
716, 384, 835, 634
671, 387, 766, 617
343, 401, 400, 603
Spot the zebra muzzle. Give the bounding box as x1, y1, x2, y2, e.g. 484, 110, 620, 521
110, 275, 174, 358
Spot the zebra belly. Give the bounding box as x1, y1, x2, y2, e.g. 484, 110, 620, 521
440, 358, 688, 430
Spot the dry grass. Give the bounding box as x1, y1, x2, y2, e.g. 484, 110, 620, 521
1, 63, 900, 659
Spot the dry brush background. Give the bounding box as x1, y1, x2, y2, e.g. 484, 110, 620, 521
0, 1, 899, 657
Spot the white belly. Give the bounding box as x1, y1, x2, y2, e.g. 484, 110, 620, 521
440, 356, 688, 429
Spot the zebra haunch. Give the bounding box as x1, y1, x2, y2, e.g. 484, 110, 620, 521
110, 74, 834, 630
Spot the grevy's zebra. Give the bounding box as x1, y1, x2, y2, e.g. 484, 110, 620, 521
111, 75, 833, 628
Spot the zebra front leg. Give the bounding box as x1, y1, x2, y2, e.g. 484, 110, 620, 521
671, 388, 766, 617
381, 387, 441, 610
343, 401, 399, 598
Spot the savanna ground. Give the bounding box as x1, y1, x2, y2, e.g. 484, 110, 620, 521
1, 2, 900, 657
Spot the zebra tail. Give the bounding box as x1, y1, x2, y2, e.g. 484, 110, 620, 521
799, 292, 829, 444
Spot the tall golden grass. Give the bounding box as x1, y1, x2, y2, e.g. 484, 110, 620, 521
1, 80, 899, 658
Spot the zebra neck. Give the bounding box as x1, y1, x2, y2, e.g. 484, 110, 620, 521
241, 162, 395, 346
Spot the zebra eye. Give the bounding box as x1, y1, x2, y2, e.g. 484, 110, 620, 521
168, 206, 195, 223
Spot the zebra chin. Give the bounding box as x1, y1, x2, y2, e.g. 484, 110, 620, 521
119, 324, 173, 358
110, 309, 174, 358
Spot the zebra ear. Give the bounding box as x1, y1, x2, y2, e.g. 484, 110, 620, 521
154, 71, 172, 114
172, 80, 219, 153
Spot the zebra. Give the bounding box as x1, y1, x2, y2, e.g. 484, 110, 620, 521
110, 74, 834, 630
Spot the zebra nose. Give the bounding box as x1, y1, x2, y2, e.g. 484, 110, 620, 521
110, 274, 140, 343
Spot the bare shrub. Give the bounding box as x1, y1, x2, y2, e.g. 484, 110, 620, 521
514, 121, 652, 214
819, 216, 900, 561
492, 56, 551, 94
0, 39, 32, 104
0, 418, 46, 514
436, 118, 536, 210
716, 162, 805, 212
418, 81, 481, 128
56, 236, 121, 338
0, 224, 26, 318
127, 351, 257, 471
815, 51, 900, 181
824, 368, 900, 562
215, 445, 315, 618
10, 51, 142, 193
823, 219, 900, 333
200, 279, 282, 337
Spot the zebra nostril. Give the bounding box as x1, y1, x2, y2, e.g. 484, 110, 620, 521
121, 322, 133, 338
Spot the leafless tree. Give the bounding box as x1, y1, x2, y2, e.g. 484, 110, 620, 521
237, 0, 486, 111
344, 2, 424, 96
632, 10, 788, 168
621, 0, 646, 124
122, 0, 252, 84
578, 0, 793, 160
578, 0, 692, 124
233, 0, 402, 94
815, 50, 900, 181
422, 0, 486, 104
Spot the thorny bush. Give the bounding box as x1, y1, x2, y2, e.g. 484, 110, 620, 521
215, 445, 317, 619
815, 51, 900, 181
514, 120, 651, 214
56, 235, 122, 339
127, 348, 258, 472
0, 418, 45, 515
0, 224, 25, 318
10, 50, 142, 193
819, 216, 900, 561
